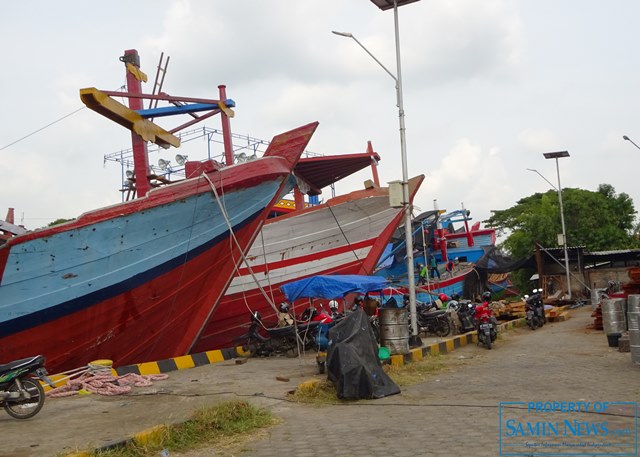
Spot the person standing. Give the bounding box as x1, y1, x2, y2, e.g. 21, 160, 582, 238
417, 263, 428, 285
429, 255, 440, 279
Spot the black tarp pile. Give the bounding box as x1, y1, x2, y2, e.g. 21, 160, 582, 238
474, 246, 534, 273
326, 308, 400, 400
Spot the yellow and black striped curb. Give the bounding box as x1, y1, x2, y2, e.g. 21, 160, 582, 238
387, 318, 527, 366
112, 346, 241, 376
112, 319, 528, 375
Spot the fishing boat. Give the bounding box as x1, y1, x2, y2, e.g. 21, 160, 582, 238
374, 207, 500, 302
190, 151, 424, 353
0, 49, 316, 373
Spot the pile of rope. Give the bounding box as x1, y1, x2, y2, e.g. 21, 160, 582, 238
47, 371, 169, 397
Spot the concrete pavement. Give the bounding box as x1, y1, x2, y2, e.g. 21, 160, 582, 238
181, 306, 639, 457
0, 306, 637, 457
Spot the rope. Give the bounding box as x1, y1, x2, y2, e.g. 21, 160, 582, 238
46, 372, 169, 398
326, 202, 365, 273
202, 173, 278, 314
259, 229, 277, 306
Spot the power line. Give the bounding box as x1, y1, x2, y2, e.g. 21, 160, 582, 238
0, 106, 86, 151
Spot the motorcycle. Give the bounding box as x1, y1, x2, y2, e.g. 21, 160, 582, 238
0, 355, 55, 419
524, 290, 545, 330
416, 302, 451, 337
475, 302, 498, 349
447, 299, 476, 334
532, 289, 546, 326
236, 310, 327, 357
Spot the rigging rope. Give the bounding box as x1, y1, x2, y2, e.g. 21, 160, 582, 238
326, 202, 366, 273
202, 173, 279, 314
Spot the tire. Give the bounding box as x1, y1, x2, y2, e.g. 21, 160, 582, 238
527, 318, 535, 330
486, 339, 492, 350
318, 361, 326, 374
435, 318, 451, 337
4, 378, 45, 420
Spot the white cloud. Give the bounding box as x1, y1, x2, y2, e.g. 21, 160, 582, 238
3, 0, 640, 230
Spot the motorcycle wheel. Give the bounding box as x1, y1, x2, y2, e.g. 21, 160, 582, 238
4, 378, 45, 420
486, 339, 492, 350
435, 318, 451, 337
527, 318, 535, 330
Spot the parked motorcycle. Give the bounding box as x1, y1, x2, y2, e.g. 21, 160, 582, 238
524, 290, 545, 330
532, 289, 546, 326
447, 297, 476, 334
416, 303, 451, 337
0, 355, 55, 419
236, 311, 326, 357
475, 302, 498, 349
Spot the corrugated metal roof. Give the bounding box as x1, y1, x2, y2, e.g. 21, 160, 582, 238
584, 249, 640, 256
294, 152, 380, 195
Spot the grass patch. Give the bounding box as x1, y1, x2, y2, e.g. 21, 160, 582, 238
288, 379, 344, 405
87, 400, 276, 457
384, 353, 445, 386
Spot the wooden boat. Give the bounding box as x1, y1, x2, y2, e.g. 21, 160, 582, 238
0, 49, 317, 373
191, 168, 424, 353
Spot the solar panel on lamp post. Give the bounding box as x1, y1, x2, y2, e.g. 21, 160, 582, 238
543, 151, 571, 300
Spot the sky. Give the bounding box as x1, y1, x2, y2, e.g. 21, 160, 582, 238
2, 1, 640, 235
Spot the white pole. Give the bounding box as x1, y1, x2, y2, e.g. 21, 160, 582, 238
554, 158, 572, 300
392, 0, 420, 344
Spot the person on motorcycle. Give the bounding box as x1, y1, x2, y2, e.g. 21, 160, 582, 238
328, 300, 343, 319
277, 302, 294, 327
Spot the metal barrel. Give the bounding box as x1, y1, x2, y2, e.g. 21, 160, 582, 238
601, 298, 627, 335
628, 295, 640, 364
379, 307, 410, 355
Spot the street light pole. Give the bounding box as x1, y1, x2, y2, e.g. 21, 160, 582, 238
332, 0, 421, 346
543, 151, 571, 300
526, 168, 557, 191
623, 135, 640, 151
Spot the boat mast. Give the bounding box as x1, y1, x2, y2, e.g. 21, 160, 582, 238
122, 49, 152, 198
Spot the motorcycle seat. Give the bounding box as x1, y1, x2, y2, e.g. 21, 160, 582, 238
420, 309, 447, 318
0, 355, 44, 375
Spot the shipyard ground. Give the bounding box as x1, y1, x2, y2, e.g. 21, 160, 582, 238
1, 306, 637, 457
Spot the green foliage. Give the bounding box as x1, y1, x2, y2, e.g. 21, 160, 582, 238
47, 218, 73, 227
484, 184, 639, 292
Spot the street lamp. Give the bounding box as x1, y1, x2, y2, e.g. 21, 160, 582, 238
623, 135, 640, 151
543, 151, 571, 300
332, 0, 422, 346
526, 168, 557, 191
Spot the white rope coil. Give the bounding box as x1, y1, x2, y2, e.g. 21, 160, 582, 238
47, 372, 169, 398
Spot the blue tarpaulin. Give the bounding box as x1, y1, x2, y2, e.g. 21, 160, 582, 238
280, 275, 388, 302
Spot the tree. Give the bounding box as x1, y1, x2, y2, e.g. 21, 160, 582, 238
484, 184, 638, 292
47, 218, 74, 227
